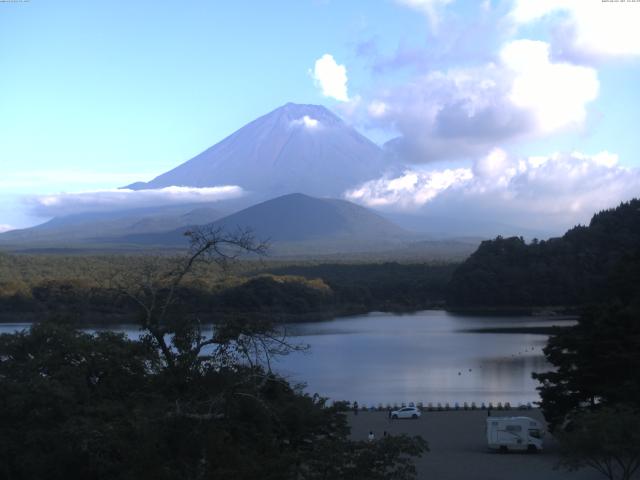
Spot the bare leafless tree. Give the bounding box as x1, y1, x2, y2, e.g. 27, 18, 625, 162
107, 226, 306, 420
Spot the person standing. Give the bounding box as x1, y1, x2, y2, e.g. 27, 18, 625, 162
353, 401, 359, 416
368, 431, 375, 442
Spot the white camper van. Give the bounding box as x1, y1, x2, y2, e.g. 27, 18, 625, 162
486, 416, 544, 452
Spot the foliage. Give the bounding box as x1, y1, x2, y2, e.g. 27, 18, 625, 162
265, 262, 456, 311
0, 227, 428, 479
217, 275, 332, 314
533, 243, 640, 431
534, 244, 640, 479
300, 434, 429, 480
556, 406, 640, 480
533, 302, 640, 431
447, 198, 640, 307
0, 323, 159, 479
0, 253, 456, 323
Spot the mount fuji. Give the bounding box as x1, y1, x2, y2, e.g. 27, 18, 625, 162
126, 103, 387, 198
0, 103, 495, 255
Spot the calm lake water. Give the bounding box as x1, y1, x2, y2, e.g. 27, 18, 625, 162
273, 310, 573, 406
0, 310, 574, 406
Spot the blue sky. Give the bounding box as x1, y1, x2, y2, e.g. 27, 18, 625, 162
1, 0, 640, 231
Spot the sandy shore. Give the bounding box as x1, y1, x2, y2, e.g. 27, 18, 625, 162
348, 410, 604, 480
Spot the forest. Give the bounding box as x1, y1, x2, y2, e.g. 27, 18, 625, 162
531, 241, 640, 480
447, 199, 640, 309
0, 229, 428, 479
3, 199, 640, 323
0, 252, 456, 324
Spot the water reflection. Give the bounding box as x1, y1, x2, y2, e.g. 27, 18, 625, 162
274, 310, 573, 405
0, 310, 573, 405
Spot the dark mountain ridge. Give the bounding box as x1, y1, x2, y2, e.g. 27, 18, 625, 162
447, 198, 640, 308
114, 193, 409, 250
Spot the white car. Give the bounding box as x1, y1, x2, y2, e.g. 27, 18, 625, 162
391, 406, 421, 419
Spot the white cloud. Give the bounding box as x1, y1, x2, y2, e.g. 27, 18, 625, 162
0, 224, 14, 233
311, 54, 350, 102
510, 0, 570, 24
577, 150, 618, 168
346, 167, 473, 209
367, 100, 388, 118
26, 186, 244, 217
363, 40, 598, 163
291, 115, 320, 129
396, 0, 454, 32
501, 40, 598, 133
472, 147, 517, 186
346, 150, 640, 231
510, 0, 640, 60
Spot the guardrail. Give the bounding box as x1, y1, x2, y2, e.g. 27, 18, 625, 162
338, 401, 536, 412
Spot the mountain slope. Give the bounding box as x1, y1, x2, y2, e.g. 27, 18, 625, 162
213, 193, 404, 242
381, 211, 555, 240
116, 193, 408, 250
127, 103, 387, 197
447, 198, 640, 308
0, 204, 224, 246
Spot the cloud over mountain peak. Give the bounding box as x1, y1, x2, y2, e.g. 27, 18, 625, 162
126, 103, 387, 199
346, 149, 640, 232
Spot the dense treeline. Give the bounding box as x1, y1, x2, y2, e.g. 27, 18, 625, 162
0, 254, 456, 323
534, 245, 640, 429
261, 262, 455, 310
0, 229, 428, 479
532, 246, 640, 479
0, 323, 428, 480
447, 199, 640, 308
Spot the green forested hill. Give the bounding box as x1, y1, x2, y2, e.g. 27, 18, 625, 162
446, 199, 640, 308
0, 253, 455, 323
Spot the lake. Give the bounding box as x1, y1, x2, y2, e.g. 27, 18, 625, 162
274, 310, 573, 406
0, 310, 573, 406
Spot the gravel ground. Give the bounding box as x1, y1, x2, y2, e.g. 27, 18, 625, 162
348, 410, 605, 480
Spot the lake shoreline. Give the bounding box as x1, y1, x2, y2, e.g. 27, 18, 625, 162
446, 305, 581, 316
459, 325, 571, 335
0, 304, 579, 325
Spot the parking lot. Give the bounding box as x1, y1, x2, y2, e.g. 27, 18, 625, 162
348, 410, 603, 480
